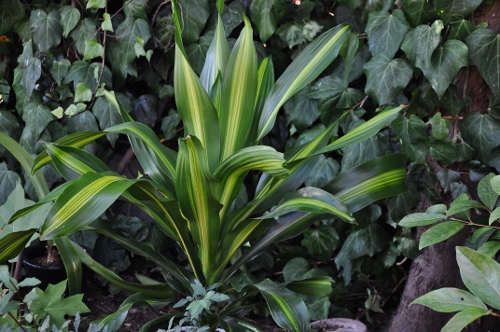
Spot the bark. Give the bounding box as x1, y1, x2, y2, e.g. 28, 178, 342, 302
386, 2, 500, 331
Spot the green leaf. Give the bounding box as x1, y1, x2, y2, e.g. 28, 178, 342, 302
419, 221, 464, 250
399, 212, 446, 228
466, 28, 500, 95
392, 115, 430, 163
419, 40, 468, 98
254, 279, 310, 332
181, 0, 210, 44
30, 9, 62, 53
365, 9, 410, 58
50, 59, 71, 86
338, 224, 390, 260
457, 246, 500, 310
257, 24, 350, 140
221, 1, 245, 36
22, 102, 53, 139
87, 0, 106, 9
478, 241, 500, 257
450, 19, 477, 41
124, 0, 148, 19
412, 288, 487, 313
0, 0, 25, 35
29, 280, 90, 327
304, 156, 339, 188
59, 6, 80, 38
200, 15, 229, 94
489, 207, 500, 225
92, 96, 121, 146
301, 225, 340, 261
64, 61, 112, 92
460, 113, 500, 166
446, 199, 486, 218
83, 38, 104, 60
441, 307, 490, 332
0, 229, 36, 262
363, 53, 412, 105
435, 0, 483, 25
249, 0, 288, 42
477, 173, 499, 211
400, 0, 437, 26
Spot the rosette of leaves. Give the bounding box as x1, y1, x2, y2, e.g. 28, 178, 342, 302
0, 0, 407, 330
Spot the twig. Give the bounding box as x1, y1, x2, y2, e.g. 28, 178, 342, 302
8, 312, 27, 332
381, 276, 407, 308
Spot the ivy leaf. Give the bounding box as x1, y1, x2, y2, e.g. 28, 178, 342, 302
30, 9, 62, 53
392, 115, 430, 163
301, 226, 341, 261
0, 0, 25, 35
365, 9, 410, 58
66, 110, 98, 133
339, 224, 390, 260
86, 0, 106, 9
466, 28, 500, 95
414, 20, 443, 69
284, 86, 319, 130
221, 1, 246, 36
29, 280, 90, 327
161, 109, 181, 141
102, 13, 113, 32
341, 135, 384, 171
181, 0, 209, 44
74, 83, 92, 103
419, 40, 468, 98
450, 19, 478, 41
109, 18, 151, 81
460, 113, 500, 166
50, 59, 70, 86
21, 57, 41, 101
63, 61, 112, 91
124, 0, 148, 20
59, 6, 80, 38
304, 155, 339, 188
277, 23, 305, 49
22, 102, 53, 139
92, 96, 121, 146
430, 112, 449, 141
435, 0, 483, 25
363, 53, 412, 105
185, 43, 207, 75
65, 103, 87, 117
83, 39, 104, 60
69, 18, 97, 55
250, 0, 288, 42
400, 0, 437, 27
0, 163, 20, 205
429, 141, 459, 166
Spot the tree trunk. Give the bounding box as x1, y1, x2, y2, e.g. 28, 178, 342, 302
386, 2, 500, 331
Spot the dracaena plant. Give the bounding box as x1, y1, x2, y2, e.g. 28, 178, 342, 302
0, 0, 407, 330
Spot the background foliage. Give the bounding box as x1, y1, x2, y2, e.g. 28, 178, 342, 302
0, 0, 499, 329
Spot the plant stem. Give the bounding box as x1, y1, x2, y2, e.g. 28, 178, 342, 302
7, 312, 27, 332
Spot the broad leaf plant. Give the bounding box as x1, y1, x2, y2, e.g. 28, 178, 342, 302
0, 0, 407, 330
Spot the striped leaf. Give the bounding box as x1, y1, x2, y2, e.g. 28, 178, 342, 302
257, 24, 351, 140
262, 187, 355, 223
176, 136, 222, 279
325, 154, 407, 212
286, 276, 334, 297
314, 105, 404, 155
200, 15, 229, 94
71, 242, 175, 299
214, 146, 287, 222
40, 173, 138, 240
0, 229, 37, 262
43, 143, 110, 180
254, 279, 310, 332
219, 16, 258, 161
0, 132, 49, 199
33, 131, 107, 173
54, 237, 82, 295
174, 45, 220, 171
